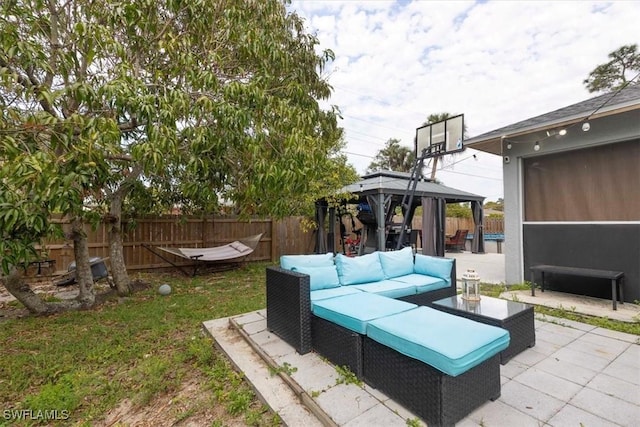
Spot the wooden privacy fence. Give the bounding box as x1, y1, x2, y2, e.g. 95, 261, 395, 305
443, 217, 504, 235
36, 215, 504, 274
405, 216, 503, 237
39, 216, 315, 274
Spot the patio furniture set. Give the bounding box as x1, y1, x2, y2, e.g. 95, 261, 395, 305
266, 247, 536, 426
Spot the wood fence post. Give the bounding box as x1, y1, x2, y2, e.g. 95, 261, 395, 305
271, 219, 278, 263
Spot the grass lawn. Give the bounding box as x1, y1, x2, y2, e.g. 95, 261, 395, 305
1, 265, 638, 426
0, 261, 281, 426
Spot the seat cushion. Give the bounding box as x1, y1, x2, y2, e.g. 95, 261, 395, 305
351, 280, 417, 299
390, 273, 448, 293
280, 253, 334, 270
334, 253, 385, 285
312, 292, 417, 334
414, 254, 454, 284
366, 306, 510, 377
310, 287, 363, 309
291, 265, 340, 291
378, 247, 414, 279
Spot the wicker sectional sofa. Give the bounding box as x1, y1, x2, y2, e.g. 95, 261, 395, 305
265, 248, 510, 426
266, 247, 457, 355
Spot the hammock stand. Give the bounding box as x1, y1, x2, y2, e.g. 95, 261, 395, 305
143, 233, 263, 276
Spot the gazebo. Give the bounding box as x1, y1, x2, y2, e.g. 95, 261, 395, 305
315, 170, 486, 256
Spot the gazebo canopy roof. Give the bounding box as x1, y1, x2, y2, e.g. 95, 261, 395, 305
341, 170, 485, 203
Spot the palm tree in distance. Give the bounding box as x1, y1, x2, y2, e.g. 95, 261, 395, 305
366, 138, 415, 174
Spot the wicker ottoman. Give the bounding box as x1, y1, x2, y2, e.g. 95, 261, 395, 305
364, 306, 509, 426
311, 292, 417, 378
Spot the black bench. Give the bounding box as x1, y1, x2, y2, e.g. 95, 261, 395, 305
530, 265, 624, 310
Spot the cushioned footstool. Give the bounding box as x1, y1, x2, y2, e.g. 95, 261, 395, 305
311, 292, 417, 378
364, 306, 510, 427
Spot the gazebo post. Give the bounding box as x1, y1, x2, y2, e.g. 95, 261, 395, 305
376, 193, 386, 251
314, 201, 327, 254
328, 206, 336, 254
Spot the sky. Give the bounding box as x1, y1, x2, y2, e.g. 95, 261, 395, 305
287, 0, 640, 202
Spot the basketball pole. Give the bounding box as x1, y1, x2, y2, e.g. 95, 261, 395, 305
396, 114, 464, 250
395, 145, 443, 250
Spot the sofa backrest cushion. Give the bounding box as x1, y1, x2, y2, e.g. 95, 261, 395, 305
291, 265, 341, 291
280, 253, 334, 270
335, 253, 385, 285
378, 247, 414, 279
414, 254, 454, 283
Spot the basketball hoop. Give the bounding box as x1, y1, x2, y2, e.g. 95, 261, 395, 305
415, 114, 464, 160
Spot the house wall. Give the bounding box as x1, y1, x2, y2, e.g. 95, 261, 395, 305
502, 109, 640, 303
523, 224, 640, 302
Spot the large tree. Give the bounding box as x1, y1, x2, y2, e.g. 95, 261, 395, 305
0, 0, 356, 314
366, 138, 415, 174
584, 44, 640, 93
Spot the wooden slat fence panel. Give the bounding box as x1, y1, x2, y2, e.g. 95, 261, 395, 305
38, 216, 316, 273
36, 215, 502, 274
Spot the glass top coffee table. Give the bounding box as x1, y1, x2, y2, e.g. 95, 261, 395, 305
430, 295, 536, 364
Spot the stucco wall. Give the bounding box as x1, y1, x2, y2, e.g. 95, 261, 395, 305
501, 110, 640, 286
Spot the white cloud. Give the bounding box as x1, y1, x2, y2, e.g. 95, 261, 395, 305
289, 0, 640, 201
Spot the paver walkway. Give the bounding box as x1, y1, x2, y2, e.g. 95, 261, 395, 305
204, 310, 639, 426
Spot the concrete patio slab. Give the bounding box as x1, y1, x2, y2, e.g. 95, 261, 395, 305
547, 404, 621, 427
570, 387, 640, 426
449, 252, 506, 284
203, 310, 639, 426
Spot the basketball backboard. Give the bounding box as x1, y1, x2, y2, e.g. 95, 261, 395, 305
415, 114, 464, 158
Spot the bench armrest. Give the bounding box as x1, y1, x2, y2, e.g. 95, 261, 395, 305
266, 266, 312, 354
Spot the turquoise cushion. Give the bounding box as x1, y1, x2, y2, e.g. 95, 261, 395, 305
312, 292, 417, 334
334, 253, 385, 285
310, 287, 363, 309
292, 265, 340, 291
414, 255, 454, 284
351, 280, 417, 299
378, 247, 414, 279
280, 253, 334, 270
366, 306, 510, 377
390, 274, 448, 293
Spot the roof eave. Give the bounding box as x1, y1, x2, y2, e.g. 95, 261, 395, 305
465, 103, 640, 155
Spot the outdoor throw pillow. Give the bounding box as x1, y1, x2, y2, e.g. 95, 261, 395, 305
414, 254, 454, 282
378, 246, 414, 278
280, 252, 334, 270
291, 265, 341, 291
334, 252, 385, 285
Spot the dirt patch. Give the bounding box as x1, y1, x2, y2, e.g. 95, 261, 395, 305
97, 374, 246, 427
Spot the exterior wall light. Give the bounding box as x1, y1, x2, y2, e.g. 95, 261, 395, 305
533, 141, 540, 151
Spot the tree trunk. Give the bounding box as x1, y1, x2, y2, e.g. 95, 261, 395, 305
1, 269, 84, 315
430, 156, 439, 180
107, 187, 132, 296
0, 219, 96, 314
71, 217, 95, 308
1, 269, 53, 314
